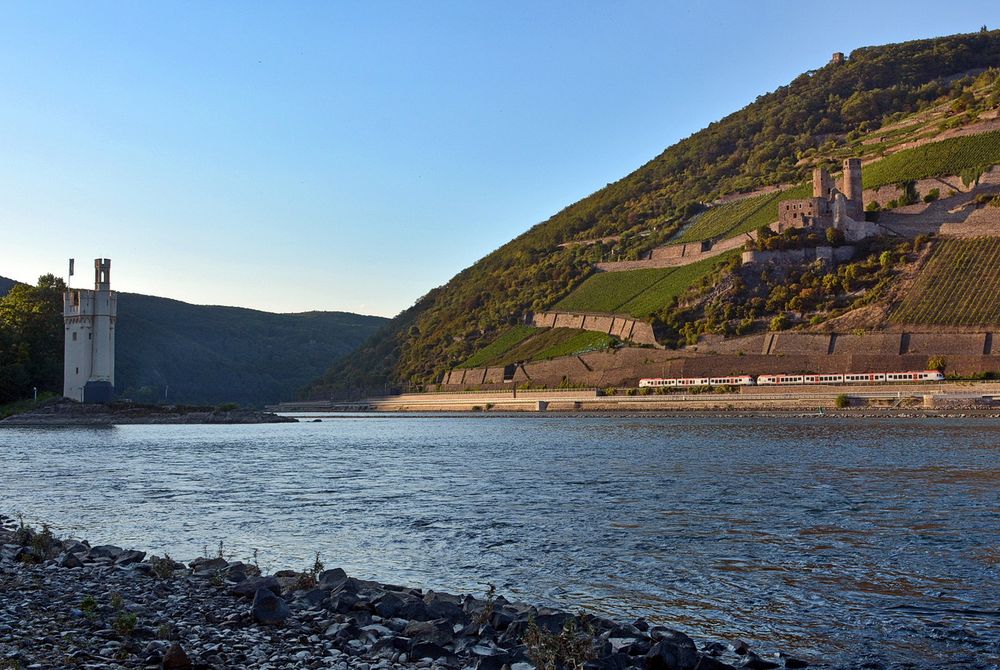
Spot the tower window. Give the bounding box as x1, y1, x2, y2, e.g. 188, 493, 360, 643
72, 332, 77, 341
75, 367, 79, 374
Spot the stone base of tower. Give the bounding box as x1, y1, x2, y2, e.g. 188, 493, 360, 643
82, 380, 115, 404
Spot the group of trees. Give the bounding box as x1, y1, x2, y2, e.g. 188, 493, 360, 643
649, 238, 921, 347
0, 275, 65, 405
307, 31, 1000, 394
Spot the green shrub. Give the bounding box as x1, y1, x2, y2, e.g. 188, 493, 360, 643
834, 394, 850, 409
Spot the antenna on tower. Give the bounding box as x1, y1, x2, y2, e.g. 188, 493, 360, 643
68, 258, 75, 288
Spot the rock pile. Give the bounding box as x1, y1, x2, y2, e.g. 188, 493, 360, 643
0, 514, 808, 670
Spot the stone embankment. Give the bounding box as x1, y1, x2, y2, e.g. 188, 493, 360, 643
0, 514, 809, 670
0, 399, 296, 426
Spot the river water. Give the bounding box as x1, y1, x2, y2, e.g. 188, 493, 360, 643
1, 415, 998, 668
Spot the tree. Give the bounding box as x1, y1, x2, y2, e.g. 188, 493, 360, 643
927, 355, 947, 372
0, 274, 65, 404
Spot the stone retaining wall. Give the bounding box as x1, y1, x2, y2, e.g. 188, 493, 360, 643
529, 311, 658, 346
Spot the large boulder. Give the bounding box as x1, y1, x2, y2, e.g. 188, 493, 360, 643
161, 642, 193, 670
89, 544, 124, 560
644, 631, 699, 670
251, 587, 291, 625
231, 575, 282, 599
115, 549, 146, 566
318, 568, 349, 590
404, 618, 454, 646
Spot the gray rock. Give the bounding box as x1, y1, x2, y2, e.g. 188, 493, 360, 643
88, 544, 124, 560
644, 632, 699, 670
404, 619, 454, 646
115, 549, 146, 566
318, 567, 349, 590
251, 587, 291, 625
231, 575, 282, 599
58, 552, 84, 569
161, 642, 192, 670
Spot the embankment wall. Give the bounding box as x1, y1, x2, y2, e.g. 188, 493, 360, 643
442, 331, 1000, 389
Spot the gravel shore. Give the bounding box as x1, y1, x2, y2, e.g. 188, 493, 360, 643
0, 514, 809, 670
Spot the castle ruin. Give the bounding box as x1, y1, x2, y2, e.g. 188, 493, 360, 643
777, 158, 879, 242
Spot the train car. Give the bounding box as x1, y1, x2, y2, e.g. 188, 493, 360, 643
886, 370, 945, 382
844, 372, 887, 384
708, 375, 756, 386
638, 377, 713, 388
757, 374, 806, 385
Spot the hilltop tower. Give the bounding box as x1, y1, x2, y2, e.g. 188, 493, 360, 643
63, 258, 117, 403
842, 158, 863, 218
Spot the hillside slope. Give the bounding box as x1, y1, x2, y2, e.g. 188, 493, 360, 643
306, 30, 1000, 396
115, 293, 386, 406
1, 274, 386, 406
0, 276, 17, 298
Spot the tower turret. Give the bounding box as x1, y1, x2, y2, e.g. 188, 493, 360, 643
842, 158, 863, 219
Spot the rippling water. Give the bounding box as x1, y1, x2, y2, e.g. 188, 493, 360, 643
2, 415, 998, 668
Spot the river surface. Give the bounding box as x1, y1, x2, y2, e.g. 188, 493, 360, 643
1, 415, 998, 668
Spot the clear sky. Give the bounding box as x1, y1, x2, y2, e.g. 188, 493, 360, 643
1, 2, 994, 316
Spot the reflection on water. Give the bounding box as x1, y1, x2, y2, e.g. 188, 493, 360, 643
1, 416, 998, 669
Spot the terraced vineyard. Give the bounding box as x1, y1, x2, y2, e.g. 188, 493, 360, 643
553, 266, 675, 314
891, 238, 1000, 326
674, 183, 810, 244
460, 327, 615, 367
553, 252, 735, 318
864, 131, 1000, 188
457, 325, 539, 368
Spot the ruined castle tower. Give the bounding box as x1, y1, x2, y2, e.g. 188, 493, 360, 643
842, 158, 864, 218
812, 167, 834, 199
63, 259, 117, 403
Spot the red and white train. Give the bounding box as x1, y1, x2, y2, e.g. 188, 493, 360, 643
638, 370, 944, 388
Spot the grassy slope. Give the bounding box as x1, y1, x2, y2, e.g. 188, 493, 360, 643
863, 131, 1000, 187
116, 293, 386, 405
457, 325, 539, 368
306, 31, 1000, 393
674, 185, 811, 243
554, 267, 676, 314
554, 251, 736, 318
462, 328, 615, 368
891, 238, 1000, 325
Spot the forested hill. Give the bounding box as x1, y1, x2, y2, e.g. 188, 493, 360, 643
304, 29, 1000, 397
0, 275, 386, 406
115, 294, 385, 406
0, 276, 16, 297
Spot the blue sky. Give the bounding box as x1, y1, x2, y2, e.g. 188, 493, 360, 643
0, 2, 994, 316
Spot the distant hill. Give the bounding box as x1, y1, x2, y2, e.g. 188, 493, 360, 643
305, 30, 1000, 395
1, 274, 386, 406
115, 293, 386, 406
0, 276, 17, 297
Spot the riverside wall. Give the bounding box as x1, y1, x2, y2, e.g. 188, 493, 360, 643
441, 331, 1000, 390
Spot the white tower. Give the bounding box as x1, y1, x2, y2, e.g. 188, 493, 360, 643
63, 259, 117, 402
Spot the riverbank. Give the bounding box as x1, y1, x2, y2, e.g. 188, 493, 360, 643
0, 513, 809, 670
0, 398, 296, 426
273, 382, 1000, 414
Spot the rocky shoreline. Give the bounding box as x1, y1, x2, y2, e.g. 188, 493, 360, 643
0, 399, 296, 426
0, 514, 809, 670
